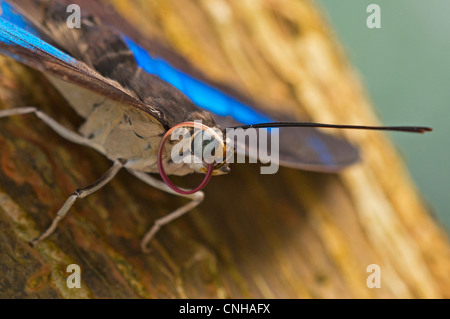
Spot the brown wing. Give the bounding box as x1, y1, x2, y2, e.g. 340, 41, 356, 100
41, 0, 360, 172
6, 0, 359, 172
4, 0, 216, 129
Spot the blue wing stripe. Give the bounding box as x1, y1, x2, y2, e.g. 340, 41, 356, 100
123, 36, 272, 125
0, 1, 336, 166
0, 1, 75, 64
124, 36, 335, 165
0, 0, 37, 34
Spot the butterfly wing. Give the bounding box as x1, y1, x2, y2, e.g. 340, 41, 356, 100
3, 0, 360, 172
0, 0, 167, 123
1, 0, 218, 130
45, 0, 359, 172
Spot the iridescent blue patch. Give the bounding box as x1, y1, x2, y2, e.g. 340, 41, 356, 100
123, 36, 271, 125
0, 1, 75, 64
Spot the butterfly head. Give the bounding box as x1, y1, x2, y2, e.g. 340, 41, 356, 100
157, 122, 233, 195
189, 127, 233, 176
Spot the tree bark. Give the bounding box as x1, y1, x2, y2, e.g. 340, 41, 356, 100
0, 0, 449, 298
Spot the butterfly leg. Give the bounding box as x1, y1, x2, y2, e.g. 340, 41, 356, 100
0, 107, 126, 245
30, 159, 125, 246
127, 169, 205, 253
0, 106, 93, 147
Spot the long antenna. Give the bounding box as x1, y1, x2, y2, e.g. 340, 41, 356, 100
230, 122, 433, 134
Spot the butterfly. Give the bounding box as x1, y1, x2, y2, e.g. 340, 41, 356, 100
0, 0, 431, 252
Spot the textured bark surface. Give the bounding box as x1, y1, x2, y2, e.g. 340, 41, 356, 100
1, 0, 449, 298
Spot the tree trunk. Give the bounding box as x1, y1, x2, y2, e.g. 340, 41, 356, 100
0, 0, 449, 298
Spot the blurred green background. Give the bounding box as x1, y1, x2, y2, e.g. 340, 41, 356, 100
317, 0, 450, 231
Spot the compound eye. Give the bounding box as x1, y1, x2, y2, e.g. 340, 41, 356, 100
190, 128, 225, 164
157, 122, 225, 195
